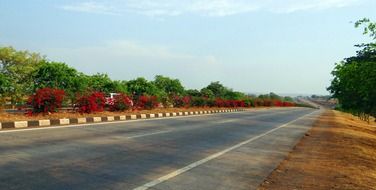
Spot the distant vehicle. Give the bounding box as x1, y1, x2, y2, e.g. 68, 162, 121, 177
105, 93, 120, 105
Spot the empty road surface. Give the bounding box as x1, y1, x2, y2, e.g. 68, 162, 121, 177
0, 107, 321, 190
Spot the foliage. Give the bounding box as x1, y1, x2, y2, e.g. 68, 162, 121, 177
173, 96, 191, 108
126, 77, 161, 97
110, 93, 133, 111
0, 73, 10, 94
27, 88, 65, 114
205, 81, 227, 97
76, 92, 106, 113
328, 18, 376, 121
190, 96, 207, 107
283, 96, 294, 102
0, 46, 46, 104
254, 98, 264, 107
243, 98, 255, 107
0, 47, 301, 112
355, 18, 376, 40
258, 92, 281, 100
33, 62, 87, 103
200, 88, 214, 98
0, 73, 10, 104
154, 75, 185, 96
224, 91, 246, 100
283, 102, 295, 107
87, 73, 127, 94
185, 89, 201, 97
136, 95, 159, 110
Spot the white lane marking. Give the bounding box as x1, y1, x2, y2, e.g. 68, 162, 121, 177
0, 108, 303, 134
133, 110, 318, 190
127, 130, 172, 139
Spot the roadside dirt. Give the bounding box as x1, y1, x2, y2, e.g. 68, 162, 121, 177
258, 110, 376, 190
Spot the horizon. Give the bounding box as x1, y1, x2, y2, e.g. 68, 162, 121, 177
1, 0, 375, 95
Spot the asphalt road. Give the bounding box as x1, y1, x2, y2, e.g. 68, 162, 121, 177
0, 107, 321, 190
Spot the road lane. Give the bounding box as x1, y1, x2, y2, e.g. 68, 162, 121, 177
0, 107, 320, 190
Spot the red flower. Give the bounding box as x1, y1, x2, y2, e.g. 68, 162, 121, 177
135, 95, 159, 110
27, 88, 65, 114
76, 92, 106, 113
110, 93, 133, 111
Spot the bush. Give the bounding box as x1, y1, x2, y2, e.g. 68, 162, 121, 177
205, 98, 215, 107
235, 100, 245, 107
76, 92, 106, 113
214, 98, 224, 107
283, 102, 295, 107
263, 99, 273, 107
244, 99, 254, 107
173, 96, 191, 108
191, 97, 207, 107
136, 95, 159, 110
273, 100, 283, 107
28, 88, 65, 114
254, 98, 264, 107
110, 93, 133, 111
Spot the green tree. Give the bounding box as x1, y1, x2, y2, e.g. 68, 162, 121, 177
284, 96, 294, 102
269, 92, 282, 100
153, 75, 185, 96
0, 46, 46, 105
258, 94, 270, 99
200, 88, 214, 98
86, 73, 127, 94
126, 77, 161, 97
205, 81, 228, 98
33, 62, 88, 101
328, 18, 376, 121
355, 18, 376, 40
223, 90, 246, 100
185, 89, 201, 97
0, 73, 11, 106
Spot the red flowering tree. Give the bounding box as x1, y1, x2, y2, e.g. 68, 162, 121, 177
273, 100, 283, 107
110, 93, 133, 111
214, 98, 225, 107
136, 95, 159, 110
76, 92, 106, 113
28, 88, 65, 114
173, 96, 191, 108
263, 99, 273, 107
283, 102, 295, 107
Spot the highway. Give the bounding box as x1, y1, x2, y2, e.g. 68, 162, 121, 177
0, 107, 321, 190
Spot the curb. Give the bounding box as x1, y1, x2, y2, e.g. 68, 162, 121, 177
0, 109, 245, 130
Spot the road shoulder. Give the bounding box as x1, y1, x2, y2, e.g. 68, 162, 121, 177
258, 110, 376, 190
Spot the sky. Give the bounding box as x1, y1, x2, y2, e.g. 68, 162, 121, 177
0, 0, 375, 95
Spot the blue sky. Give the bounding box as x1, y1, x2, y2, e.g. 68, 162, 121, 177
1, 0, 375, 95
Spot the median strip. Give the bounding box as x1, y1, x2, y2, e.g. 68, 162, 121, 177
0, 109, 245, 131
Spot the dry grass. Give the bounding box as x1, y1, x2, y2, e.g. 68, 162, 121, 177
258, 110, 376, 190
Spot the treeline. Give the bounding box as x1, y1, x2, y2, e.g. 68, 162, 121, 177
0, 46, 297, 113
328, 18, 376, 122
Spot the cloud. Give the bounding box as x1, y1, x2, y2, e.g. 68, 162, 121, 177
266, 0, 360, 13
60, 0, 362, 17
188, 0, 259, 16
42, 41, 223, 86
60, 1, 119, 15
